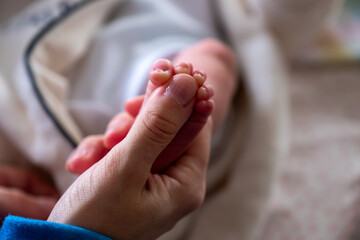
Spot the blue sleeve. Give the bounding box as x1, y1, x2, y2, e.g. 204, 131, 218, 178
0, 215, 112, 240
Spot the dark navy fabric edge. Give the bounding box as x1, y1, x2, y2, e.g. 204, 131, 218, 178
23, 0, 97, 149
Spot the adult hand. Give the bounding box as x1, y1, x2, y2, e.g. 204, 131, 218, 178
0, 165, 59, 221
48, 73, 212, 240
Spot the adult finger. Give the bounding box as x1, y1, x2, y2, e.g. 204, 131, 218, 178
168, 119, 212, 183
0, 187, 57, 220
66, 135, 108, 174
0, 165, 59, 198
124, 95, 144, 117
104, 112, 135, 149
112, 73, 199, 183
151, 99, 214, 173
162, 120, 213, 213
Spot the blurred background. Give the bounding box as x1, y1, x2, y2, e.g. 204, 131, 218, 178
0, 0, 35, 23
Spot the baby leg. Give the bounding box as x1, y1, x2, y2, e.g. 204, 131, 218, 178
171, 39, 237, 131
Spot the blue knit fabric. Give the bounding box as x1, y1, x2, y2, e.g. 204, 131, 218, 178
0, 215, 112, 240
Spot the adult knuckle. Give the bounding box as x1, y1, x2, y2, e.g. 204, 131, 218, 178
143, 111, 178, 144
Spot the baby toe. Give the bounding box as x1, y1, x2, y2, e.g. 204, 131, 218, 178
195, 99, 214, 116
197, 83, 214, 100
193, 70, 207, 87
149, 59, 174, 86
174, 62, 193, 75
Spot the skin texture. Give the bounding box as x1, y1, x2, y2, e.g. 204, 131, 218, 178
172, 39, 237, 130
50, 39, 236, 239
67, 59, 215, 174
66, 38, 236, 174
48, 69, 213, 240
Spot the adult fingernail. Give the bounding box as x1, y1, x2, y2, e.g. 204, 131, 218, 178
165, 74, 197, 106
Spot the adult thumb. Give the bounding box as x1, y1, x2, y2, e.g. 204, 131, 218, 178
115, 74, 199, 180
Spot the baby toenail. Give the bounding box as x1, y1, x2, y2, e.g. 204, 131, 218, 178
150, 69, 171, 85
175, 62, 192, 74
151, 59, 172, 72
154, 69, 166, 73
193, 70, 206, 87
165, 74, 197, 106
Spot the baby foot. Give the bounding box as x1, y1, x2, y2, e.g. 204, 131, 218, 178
104, 59, 212, 145
106, 59, 214, 173
67, 59, 214, 174
143, 59, 214, 173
